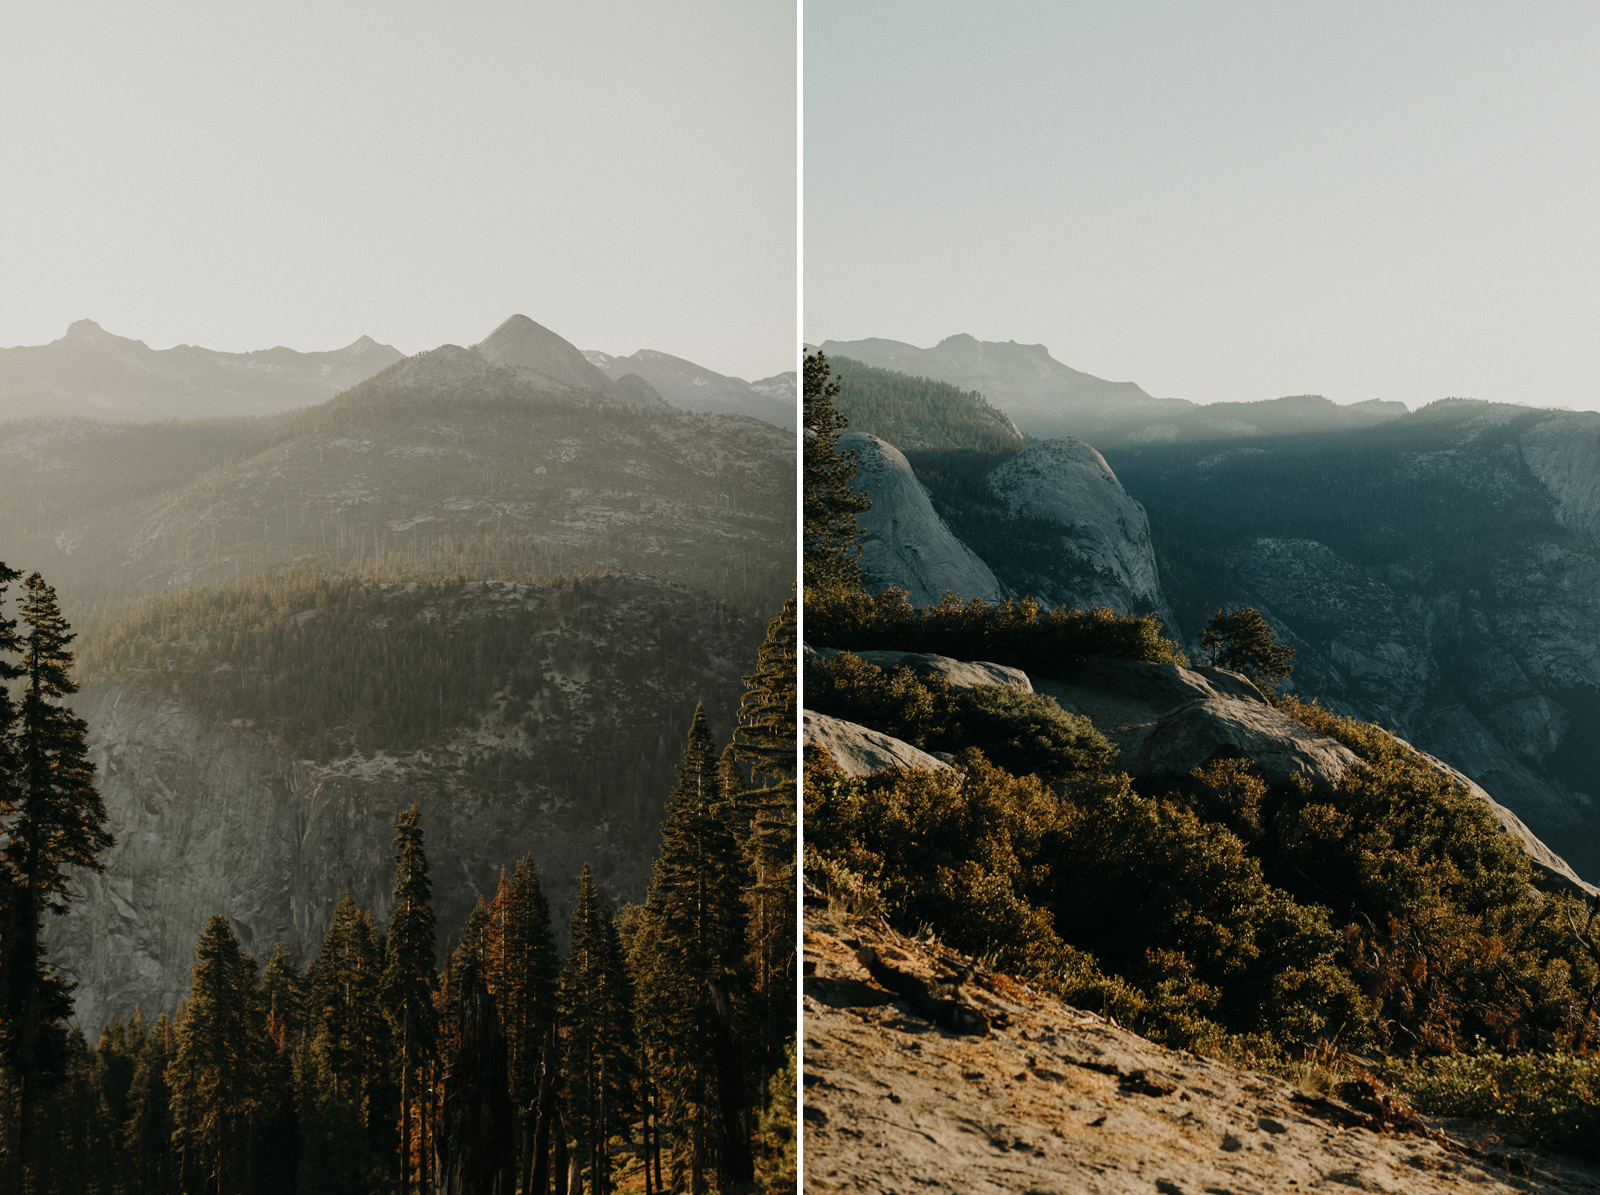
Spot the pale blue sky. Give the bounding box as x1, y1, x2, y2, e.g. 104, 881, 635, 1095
2, 2, 796, 381
806, 2, 1600, 409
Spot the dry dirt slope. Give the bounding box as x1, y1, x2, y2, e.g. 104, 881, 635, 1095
803, 915, 1600, 1194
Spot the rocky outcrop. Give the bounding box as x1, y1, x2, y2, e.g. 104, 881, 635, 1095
803, 917, 1600, 1194
805, 644, 1031, 693
986, 438, 1177, 629
802, 711, 951, 778
840, 431, 1005, 606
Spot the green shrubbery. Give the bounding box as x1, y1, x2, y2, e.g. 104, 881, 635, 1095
804, 700, 1600, 1061
806, 651, 1115, 779
803, 587, 1184, 672
1391, 1051, 1600, 1159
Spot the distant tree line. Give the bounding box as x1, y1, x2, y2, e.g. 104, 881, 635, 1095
826, 355, 1027, 453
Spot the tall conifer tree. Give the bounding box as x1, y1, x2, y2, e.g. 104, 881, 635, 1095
560, 865, 639, 1194
803, 352, 871, 590
382, 804, 437, 1195
635, 706, 748, 1192
0, 570, 113, 1184
167, 914, 266, 1193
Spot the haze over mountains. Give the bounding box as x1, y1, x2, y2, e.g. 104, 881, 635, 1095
0, 311, 795, 1026
585, 346, 797, 428
818, 333, 1408, 445
0, 319, 406, 422
1, 314, 794, 427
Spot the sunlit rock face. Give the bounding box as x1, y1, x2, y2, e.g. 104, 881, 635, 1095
840, 431, 1005, 606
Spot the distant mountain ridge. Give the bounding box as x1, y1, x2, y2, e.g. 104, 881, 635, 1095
0, 314, 796, 623
816, 334, 1407, 445
0, 319, 404, 422
585, 347, 796, 428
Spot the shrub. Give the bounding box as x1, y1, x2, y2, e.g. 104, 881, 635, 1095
803, 587, 1184, 672
950, 684, 1117, 777
1393, 1051, 1600, 1158
804, 748, 1364, 1048
806, 651, 1116, 780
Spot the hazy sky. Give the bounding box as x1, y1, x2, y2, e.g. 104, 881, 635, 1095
807, 2, 1600, 410
2, 2, 795, 381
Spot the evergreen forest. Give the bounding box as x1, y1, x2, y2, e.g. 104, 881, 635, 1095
825, 356, 1027, 453
0, 560, 798, 1194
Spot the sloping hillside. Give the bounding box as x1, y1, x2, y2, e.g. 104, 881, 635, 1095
803, 916, 1600, 1194
53, 571, 766, 1031
1, 323, 796, 622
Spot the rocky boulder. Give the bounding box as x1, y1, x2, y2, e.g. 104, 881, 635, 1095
805, 644, 1031, 693
840, 431, 1006, 606
802, 711, 952, 778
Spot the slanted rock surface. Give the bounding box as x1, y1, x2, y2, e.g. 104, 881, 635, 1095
987, 438, 1177, 629
805, 644, 1031, 694
802, 711, 951, 778
803, 916, 1600, 1194
841, 431, 1005, 607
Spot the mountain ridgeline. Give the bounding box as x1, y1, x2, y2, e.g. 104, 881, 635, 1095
1, 316, 796, 627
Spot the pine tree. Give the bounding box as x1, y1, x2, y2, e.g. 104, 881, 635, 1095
306, 892, 391, 1136
0, 570, 113, 1184
560, 865, 640, 1194
167, 914, 266, 1194
635, 706, 748, 1193
731, 600, 797, 1090
485, 851, 559, 1183
1198, 606, 1295, 696
123, 1012, 175, 1195
301, 894, 392, 1193
804, 352, 871, 591
255, 946, 304, 1195
382, 805, 438, 1195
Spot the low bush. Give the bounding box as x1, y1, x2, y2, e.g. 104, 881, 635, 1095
806, 651, 1115, 779
803, 586, 1184, 672
805, 748, 1366, 1048
1392, 1051, 1600, 1159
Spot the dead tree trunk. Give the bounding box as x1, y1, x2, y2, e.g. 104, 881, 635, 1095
432, 960, 516, 1195
527, 1023, 561, 1195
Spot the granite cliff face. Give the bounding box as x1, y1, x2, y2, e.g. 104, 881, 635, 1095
985, 438, 1176, 629
840, 431, 1004, 606
50, 575, 764, 1032
1105, 402, 1600, 881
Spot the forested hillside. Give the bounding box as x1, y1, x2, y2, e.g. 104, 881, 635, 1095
0, 341, 795, 630
828, 354, 1026, 452
8, 596, 799, 1194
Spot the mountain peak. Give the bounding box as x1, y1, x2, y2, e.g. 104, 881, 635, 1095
473, 314, 616, 396
66, 318, 109, 338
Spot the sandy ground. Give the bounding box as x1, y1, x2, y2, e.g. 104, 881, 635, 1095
802, 913, 1600, 1194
